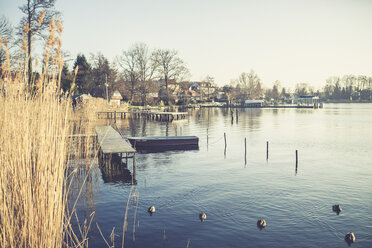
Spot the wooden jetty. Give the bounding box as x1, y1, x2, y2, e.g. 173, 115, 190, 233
95, 126, 136, 180
97, 111, 188, 122
128, 136, 199, 149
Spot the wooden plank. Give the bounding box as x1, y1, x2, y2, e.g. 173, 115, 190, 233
95, 126, 136, 154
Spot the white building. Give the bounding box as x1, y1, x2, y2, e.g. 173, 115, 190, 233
110, 90, 123, 106
243, 100, 264, 107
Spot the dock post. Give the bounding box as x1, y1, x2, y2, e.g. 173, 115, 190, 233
245, 137, 247, 165
114, 111, 116, 123
125, 153, 128, 166
295, 150, 298, 175
133, 153, 136, 184
266, 141, 269, 160
207, 128, 209, 146
296, 150, 298, 165
107, 112, 109, 119
224, 132, 227, 158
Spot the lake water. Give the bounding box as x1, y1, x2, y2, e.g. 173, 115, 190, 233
73, 104, 372, 247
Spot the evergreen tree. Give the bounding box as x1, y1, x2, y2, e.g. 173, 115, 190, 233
60, 64, 73, 94
73, 54, 91, 94
91, 53, 117, 98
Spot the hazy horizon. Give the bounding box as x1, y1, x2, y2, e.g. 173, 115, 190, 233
1, 0, 371, 88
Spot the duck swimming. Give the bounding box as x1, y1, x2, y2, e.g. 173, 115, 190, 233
345, 232, 356, 244
332, 205, 342, 213
199, 212, 207, 222
257, 219, 266, 229
148, 206, 156, 214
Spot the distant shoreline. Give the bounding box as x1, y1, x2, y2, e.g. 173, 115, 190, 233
323, 100, 372, 103
195, 105, 315, 109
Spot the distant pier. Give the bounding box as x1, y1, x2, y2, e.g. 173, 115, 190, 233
97, 111, 188, 122
198, 105, 316, 109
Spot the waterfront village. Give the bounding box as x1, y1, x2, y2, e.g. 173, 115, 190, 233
75, 79, 322, 109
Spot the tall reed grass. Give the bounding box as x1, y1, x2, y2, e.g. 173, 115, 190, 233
0, 13, 136, 247
0, 16, 97, 247
0, 81, 71, 247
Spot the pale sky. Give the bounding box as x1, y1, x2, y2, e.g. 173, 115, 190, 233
1, 0, 372, 88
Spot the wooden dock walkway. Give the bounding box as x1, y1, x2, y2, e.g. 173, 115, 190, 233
97, 111, 188, 122
95, 126, 135, 154
95, 126, 136, 183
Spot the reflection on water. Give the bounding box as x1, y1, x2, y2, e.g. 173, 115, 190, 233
71, 104, 372, 248
136, 145, 199, 154
100, 162, 136, 185
98, 154, 136, 185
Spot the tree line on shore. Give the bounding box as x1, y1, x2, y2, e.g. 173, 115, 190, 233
1, 0, 372, 105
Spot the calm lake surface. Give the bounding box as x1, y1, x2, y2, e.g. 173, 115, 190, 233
73, 103, 372, 247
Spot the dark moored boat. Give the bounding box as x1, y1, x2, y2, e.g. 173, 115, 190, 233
128, 136, 198, 149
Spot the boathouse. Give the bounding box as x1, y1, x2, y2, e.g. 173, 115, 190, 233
295, 96, 320, 108
111, 90, 123, 107
243, 100, 264, 107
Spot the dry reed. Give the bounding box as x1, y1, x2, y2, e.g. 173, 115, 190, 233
0, 81, 71, 247
0, 13, 136, 247
0, 15, 97, 247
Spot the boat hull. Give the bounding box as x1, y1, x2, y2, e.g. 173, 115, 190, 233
128, 136, 199, 149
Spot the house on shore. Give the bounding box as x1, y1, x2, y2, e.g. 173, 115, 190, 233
295, 96, 320, 108
243, 100, 264, 107
111, 90, 123, 106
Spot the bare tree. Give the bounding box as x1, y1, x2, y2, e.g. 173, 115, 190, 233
295, 83, 314, 96
202, 75, 214, 100
153, 49, 189, 104
0, 16, 13, 38
135, 43, 157, 83
18, 0, 60, 86
117, 45, 138, 103
234, 70, 264, 100
134, 43, 158, 105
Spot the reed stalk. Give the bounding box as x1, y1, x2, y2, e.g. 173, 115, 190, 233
0, 81, 71, 247
0, 13, 135, 247
0, 15, 97, 247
